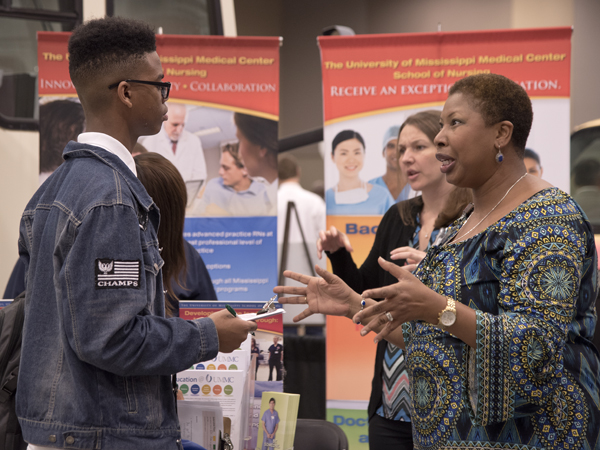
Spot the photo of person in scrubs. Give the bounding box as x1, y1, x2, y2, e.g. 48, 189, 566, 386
325, 129, 395, 215
261, 398, 280, 450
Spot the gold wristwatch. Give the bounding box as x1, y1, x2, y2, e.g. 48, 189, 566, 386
437, 297, 457, 328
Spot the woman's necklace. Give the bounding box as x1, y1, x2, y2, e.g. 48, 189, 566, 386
418, 210, 436, 249
419, 229, 429, 250
455, 172, 528, 241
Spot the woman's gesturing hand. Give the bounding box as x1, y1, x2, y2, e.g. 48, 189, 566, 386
353, 257, 445, 343
273, 265, 361, 322
316, 226, 353, 259
390, 246, 427, 272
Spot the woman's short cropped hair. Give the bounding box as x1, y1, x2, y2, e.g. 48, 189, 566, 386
331, 130, 365, 155
449, 73, 533, 155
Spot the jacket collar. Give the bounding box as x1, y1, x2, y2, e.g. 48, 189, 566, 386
62, 141, 155, 212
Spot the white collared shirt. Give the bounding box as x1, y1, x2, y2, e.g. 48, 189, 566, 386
77, 132, 137, 176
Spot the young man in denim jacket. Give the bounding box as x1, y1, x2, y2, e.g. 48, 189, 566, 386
16, 17, 256, 450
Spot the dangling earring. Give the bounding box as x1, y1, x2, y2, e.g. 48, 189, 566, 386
495, 145, 504, 163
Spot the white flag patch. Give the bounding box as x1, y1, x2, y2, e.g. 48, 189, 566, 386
95, 259, 141, 289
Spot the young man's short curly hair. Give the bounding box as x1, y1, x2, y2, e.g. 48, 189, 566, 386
449, 73, 533, 155
68, 17, 156, 87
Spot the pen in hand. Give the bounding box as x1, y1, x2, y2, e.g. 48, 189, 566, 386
225, 304, 237, 317
225, 304, 255, 336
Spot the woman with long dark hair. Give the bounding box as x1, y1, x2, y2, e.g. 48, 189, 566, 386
135, 152, 216, 317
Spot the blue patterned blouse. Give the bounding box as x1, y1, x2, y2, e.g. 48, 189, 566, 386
404, 188, 600, 449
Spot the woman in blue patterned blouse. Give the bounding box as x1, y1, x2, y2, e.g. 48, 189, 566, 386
274, 73, 600, 449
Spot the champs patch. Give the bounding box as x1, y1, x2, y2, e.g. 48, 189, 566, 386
95, 259, 141, 289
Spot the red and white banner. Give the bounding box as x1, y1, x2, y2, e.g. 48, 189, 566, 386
38, 33, 281, 302
321, 27, 570, 123
38, 33, 279, 119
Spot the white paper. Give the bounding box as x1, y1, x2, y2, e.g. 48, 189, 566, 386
239, 309, 285, 321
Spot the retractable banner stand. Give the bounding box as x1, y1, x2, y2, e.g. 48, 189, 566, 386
318, 27, 571, 448
37, 33, 280, 302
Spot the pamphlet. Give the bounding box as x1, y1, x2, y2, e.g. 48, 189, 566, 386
256, 392, 300, 450
177, 368, 249, 449
177, 401, 223, 450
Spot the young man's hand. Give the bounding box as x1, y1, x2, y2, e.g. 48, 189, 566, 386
209, 309, 257, 353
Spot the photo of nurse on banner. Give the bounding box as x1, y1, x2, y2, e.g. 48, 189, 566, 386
325, 128, 396, 216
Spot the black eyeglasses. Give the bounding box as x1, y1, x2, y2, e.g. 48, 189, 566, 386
108, 79, 171, 100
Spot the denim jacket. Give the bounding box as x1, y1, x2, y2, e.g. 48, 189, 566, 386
16, 142, 219, 450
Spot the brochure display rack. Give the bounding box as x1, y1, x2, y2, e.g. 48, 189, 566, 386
178, 301, 285, 450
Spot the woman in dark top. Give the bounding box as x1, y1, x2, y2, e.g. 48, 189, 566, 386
317, 111, 471, 449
